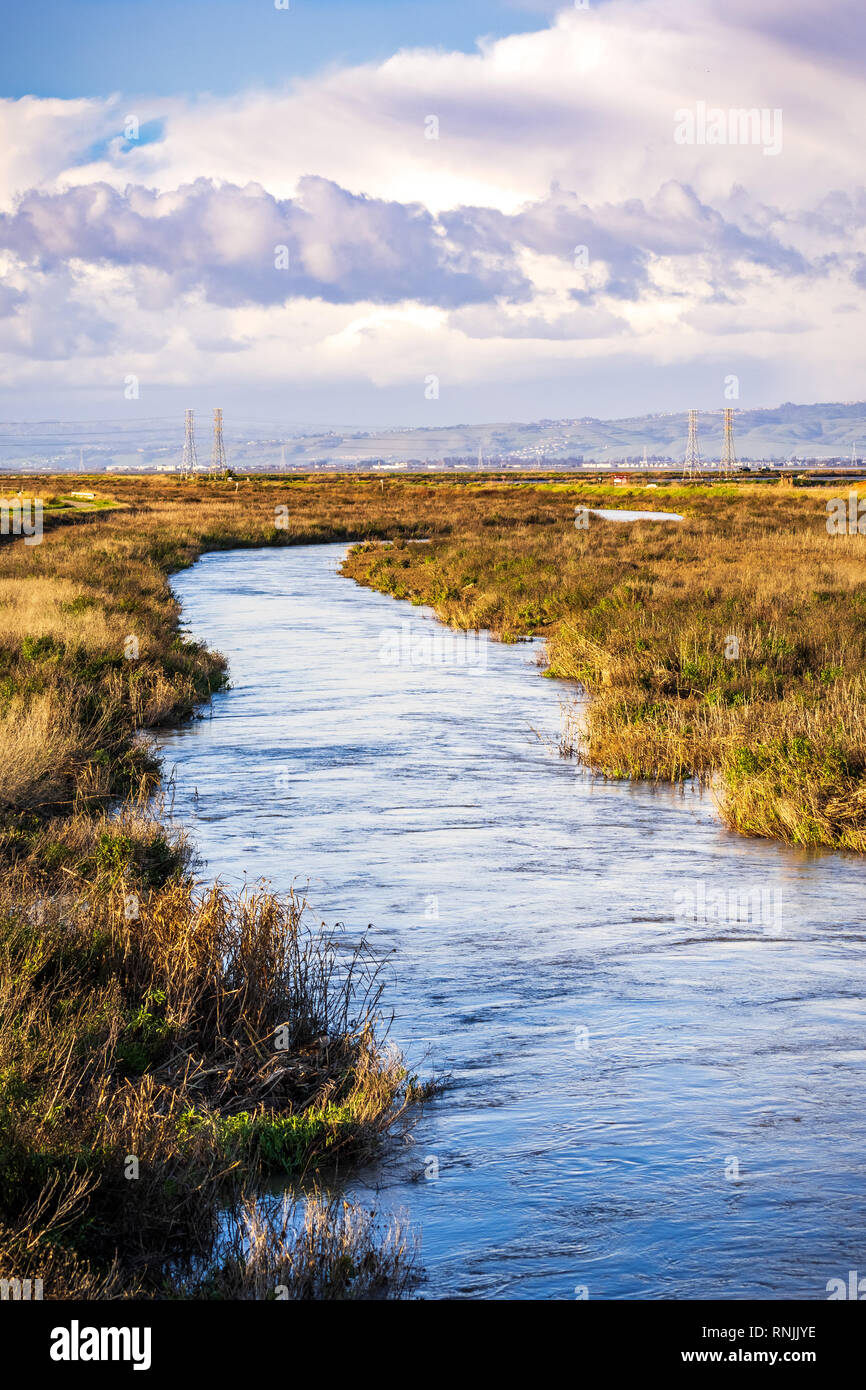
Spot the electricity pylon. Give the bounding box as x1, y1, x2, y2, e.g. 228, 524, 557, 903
720, 407, 737, 478
180, 409, 198, 478
684, 409, 702, 479
211, 408, 228, 475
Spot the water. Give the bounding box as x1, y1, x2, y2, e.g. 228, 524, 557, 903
155, 544, 866, 1301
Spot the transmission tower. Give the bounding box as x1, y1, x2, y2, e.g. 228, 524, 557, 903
211, 408, 228, 475
720, 407, 737, 478
684, 409, 702, 479
180, 409, 198, 478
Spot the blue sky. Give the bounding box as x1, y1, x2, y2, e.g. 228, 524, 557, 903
0, 0, 863, 426
1, 0, 551, 99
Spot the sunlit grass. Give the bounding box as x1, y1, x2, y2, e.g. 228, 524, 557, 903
2, 468, 864, 1298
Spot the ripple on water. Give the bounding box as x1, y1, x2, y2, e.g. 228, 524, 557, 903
154, 545, 866, 1301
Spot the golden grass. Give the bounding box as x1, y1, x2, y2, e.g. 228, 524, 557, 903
342, 480, 866, 850
0, 874, 416, 1296
0, 472, 460, 1296
0, 692, 97, 815
4, 469, 865, 853
0, 577, 120, 653
1, 468, 864, 1297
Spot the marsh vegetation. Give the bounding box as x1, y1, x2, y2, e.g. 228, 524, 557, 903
1, 469, 864, 1298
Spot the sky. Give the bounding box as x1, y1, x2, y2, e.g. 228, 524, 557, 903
0, 0, 864, 426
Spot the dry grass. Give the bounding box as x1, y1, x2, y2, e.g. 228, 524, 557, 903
342, 479, 866, 850
0, 471, 460, 1298
2, 467, 863, 1298
0, 874, 416, 1296
0, 576, 120, 651
4, 469, 865, 851
0, 693, 96, 815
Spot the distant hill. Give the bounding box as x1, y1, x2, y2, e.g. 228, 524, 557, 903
2, 400, 866, 472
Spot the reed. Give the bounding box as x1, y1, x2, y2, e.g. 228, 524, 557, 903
0, 872, 414, 1295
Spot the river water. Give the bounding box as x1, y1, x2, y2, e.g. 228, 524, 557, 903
155, 544, 866, 1301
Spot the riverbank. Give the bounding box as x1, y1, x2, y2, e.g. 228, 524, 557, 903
2, 470, 864, 1297
342, 481, 866, 852
0, 474, 444, 1299
146, 541, 866, 1299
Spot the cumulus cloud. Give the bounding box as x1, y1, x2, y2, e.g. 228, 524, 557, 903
0, 266, 118, 360
23, 0, 862, 220
0, 0, 864, 410
445, 181, 812, 305
0, 174, 823, 323
0, 176, 529, 308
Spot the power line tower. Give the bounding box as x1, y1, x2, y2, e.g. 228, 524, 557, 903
211, 408, 228, 475
684, 409, 702, 479
180, 409, 198, 478
720, 407, 737, 478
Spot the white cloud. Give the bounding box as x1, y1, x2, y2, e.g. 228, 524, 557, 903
0, 0, 863, 414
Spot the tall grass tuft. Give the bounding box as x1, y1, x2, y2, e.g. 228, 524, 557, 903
0, 876, 414, 1296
